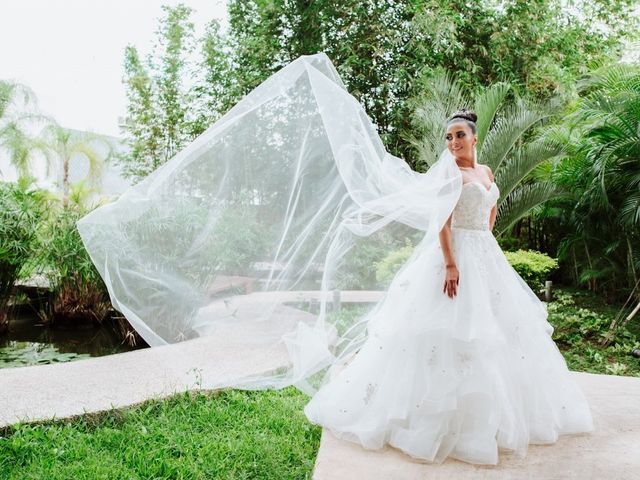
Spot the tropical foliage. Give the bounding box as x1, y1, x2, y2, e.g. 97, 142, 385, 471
34, 201, 110, 327
38, 125, 113, 207
0, 80, 53, 178
118, 0, 640, 176
375, 240, 415, 288
118, 4, 196, 180
548, 288, 640, 376
0, 178, 48, 333
539, 63, 640, 301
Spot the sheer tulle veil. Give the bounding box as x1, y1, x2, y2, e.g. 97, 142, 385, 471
77, 52, 464, 395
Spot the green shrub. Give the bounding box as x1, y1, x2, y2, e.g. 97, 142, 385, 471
373, 243, 558, 293
375, 240, 415, 288
334, 229, 417, 290
0, 178, 48, 332
35, 205, 111, 327
335, 241, 388, 290
496, 233, 522, 251
351, 243, 556, 294
503, 249, 558, 291
209, 205, 269, 275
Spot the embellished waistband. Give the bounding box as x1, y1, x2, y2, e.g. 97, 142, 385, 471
451, 226, 491, 233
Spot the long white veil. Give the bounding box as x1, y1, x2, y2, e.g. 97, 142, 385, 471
77, 52, 463, 396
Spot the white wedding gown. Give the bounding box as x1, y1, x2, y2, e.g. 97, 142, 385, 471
303, 179, 595, 465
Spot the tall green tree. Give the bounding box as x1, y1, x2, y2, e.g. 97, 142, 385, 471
119, 4, 196, 180
223, 0, 414, 155
188, 19, 235, 135
221, 0, 640, 163
121, 0, 639, 177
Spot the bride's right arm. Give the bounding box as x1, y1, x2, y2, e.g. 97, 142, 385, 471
439, 212, 456, 267
439, 213, 460, 298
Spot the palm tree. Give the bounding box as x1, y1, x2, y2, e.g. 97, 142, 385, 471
550, 62, 639, 320
40, 125, 114, 207
408, 70, 566, 237
568, 63, 640, 232
0, 80, 55, 178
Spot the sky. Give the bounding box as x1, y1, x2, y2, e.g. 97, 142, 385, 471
0, 0, 228, 138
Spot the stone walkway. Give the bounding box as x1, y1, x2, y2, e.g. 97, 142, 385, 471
0, 332, 289, 428
1, 338, 638, 479
313, 371, 640, 479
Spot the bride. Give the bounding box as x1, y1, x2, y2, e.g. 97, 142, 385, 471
77, 53, 594, 466
302, 108, 595, 465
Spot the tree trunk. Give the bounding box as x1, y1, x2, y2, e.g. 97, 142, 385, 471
63, 155, 70, 207
628, 236, 637, 287
584, 241, 595, 291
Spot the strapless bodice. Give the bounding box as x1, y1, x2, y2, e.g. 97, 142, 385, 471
451, 181, 499, 231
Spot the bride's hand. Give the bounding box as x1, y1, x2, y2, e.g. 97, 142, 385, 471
443, 264, 459, 298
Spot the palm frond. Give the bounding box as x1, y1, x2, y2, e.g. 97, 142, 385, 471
480, 97, 555, 172
577, 62, 640, 94
408, 69, 471, 167
495, 138, 564, 200
620, 189, 640, 228
473, 82, 511, 151
71, 143, 106, 185
494, 181, 560, 237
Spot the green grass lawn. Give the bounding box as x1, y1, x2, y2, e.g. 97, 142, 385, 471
0, 387, 321, 480
1, 286, 638, 479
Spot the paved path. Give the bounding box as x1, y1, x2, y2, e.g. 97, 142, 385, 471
0, 332, 290, 428
312, 371, 640, 479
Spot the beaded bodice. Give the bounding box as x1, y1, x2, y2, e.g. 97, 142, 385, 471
451, 181, 499, 231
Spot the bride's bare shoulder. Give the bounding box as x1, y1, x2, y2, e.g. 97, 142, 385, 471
479, 164, 494, 181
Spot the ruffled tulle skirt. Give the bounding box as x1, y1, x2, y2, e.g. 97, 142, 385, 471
303, 226, 594, 465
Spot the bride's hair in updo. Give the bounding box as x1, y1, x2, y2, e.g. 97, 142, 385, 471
447, 108, 478, 134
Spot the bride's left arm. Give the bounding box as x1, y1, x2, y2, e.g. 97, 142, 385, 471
489, 205, 497, 232
483, 165, 497, 232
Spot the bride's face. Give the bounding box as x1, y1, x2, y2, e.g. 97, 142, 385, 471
446, 122, 476, 161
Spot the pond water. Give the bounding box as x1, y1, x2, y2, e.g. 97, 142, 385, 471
0, 311, 147, 369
